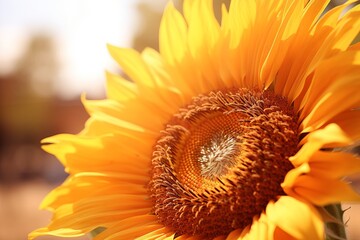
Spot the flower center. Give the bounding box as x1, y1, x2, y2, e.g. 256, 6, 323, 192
149, 89, 299, 238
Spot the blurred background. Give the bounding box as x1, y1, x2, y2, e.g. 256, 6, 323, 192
0, 0, 359, 240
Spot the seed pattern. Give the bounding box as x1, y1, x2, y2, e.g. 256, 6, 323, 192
149, 89, 299, 239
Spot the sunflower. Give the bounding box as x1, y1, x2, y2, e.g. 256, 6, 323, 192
30, 0, 360, 239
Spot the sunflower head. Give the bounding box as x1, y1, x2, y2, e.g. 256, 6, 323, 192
30, 0, 360, 239
149, 89, 299, 238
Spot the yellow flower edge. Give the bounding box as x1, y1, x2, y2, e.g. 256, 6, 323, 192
30, 0, 360, 239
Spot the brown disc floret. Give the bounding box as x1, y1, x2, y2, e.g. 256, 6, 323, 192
149, 88, 299, 239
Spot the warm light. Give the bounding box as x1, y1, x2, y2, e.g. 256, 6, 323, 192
0, 0, 168, 99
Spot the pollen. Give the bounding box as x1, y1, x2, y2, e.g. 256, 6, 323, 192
149, 89, 299, 238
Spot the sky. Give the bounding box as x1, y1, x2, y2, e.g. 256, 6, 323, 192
0, 0, 167, 98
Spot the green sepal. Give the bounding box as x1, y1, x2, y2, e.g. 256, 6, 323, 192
89, 227, 106, 238
323, 204, 348, 240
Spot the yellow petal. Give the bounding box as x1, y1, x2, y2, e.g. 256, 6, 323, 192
300, 51, 360, 131
292, 124, 352, 166
44, 194, 151, 228
285, 175, 360, 205
298, 49, 359, 115
301, 0, 330, 31
107, 45, 155, 88
279, 0, 360, 103
41, 172, 149, 210
325, 109, 360, 142
302, 77, 360, 133
225, 0, 304, 89
240, 214, 275, 240
29, 227, 85, 240
83, 97, 166, 132
186, 0, 219, 57
260, 0, 303, 89
226, 228, 244, 240
186, 0, 221, 90
273, 227, 297, 240
108, 45, 176, 111
82, 96, 165, 133
105, 71, 137, 101
81, 113, 157, 142
275, 0, 330, 97
266, 196, 323, 240
177, 236, 201, 240
157, 234, 177, 240
93, 215, 163, 240
225, 0, 256, 49
159, 2, 188, 65
349, 41, 360, 51
329, 4, 360, 52
282, 163, 310, 189
30, 203, 151, 239
221, 0, 256, 86
308, 151, 360, 179
42, 133, 152, 174
135, 227, 174, 240
141, 48, 185, 106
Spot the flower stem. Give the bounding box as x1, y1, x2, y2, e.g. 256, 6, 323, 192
325, 204, 347, 240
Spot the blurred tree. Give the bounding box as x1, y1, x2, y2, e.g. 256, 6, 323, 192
0, 34, 57, 145
15, 34, 58, 97
0, 33, 62, 182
